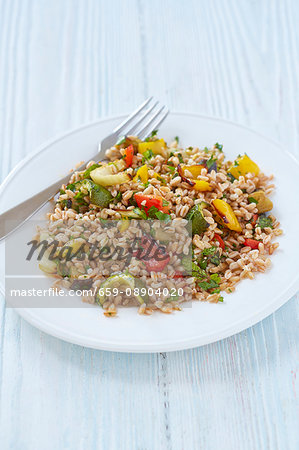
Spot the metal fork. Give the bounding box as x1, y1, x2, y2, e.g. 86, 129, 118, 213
0, 98, 169, 241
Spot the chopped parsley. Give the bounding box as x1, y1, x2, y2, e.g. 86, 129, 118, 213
133, 207, 147, 219
73, 191, 88, 206
155, 210, 171, 223
66, 182, 78, 192
83, 163, 100, 179
145, 130, 158, 142
147, 206, 171, 223
206, 156, 217, 171
248, 197, 258, 204
141, 149, 153, 163
257, 214, 273, 229
199, 246, 221, 269
167, 165, 176, 172
113, 192, 122, 203
215, 142, 223, 151
198, 273, 221, 291
177, 153, 184, 164
191, 262, 207, 279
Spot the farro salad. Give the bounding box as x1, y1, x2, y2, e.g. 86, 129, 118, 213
37, 132, 282, 316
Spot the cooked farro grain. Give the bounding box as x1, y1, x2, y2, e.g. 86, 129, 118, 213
37, 135, 281, 316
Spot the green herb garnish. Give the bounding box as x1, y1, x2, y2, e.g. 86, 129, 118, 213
116, 136, 126, 146
215, 142, 223, 151
83, 163, 100, 179
113, 192, 122, 203
133, 207, 147, 219
257, 214, 273, 230
198, 273, 221, 291
206, 156, 217, 170
177, 153, 184, 164
141, 149, 154, 163
167, 165, 176, 172
147, 206, 171, 223
145, 130, 158, 142
248, 197, 258, 204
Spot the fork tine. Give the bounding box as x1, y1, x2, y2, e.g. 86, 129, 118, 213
137, 106, 169, 140
113, 97, 153, 134
124, 101, 159, 136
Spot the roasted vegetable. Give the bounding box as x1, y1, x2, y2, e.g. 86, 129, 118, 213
96, 272, 145, 306
177, 164, 212, 191
91, 159, 126, 177
83, 163, 100, 179
228, 154, 260, 178
133, 164, 148, 183
118, 220, 130, 233
90, 169, 131, 187
80, 179, 113, 207
124, 145, 134, 167
243, 238, 261, 249
186, 203, 209, 235
180, 164, 205, 178
38, 249, 57, 274
134, 193, 170, 215
248, 190, 273, 213
211, 199, 242, 232
138, 139, 168, 158
251, 213, 259, 227
114, 209, 141, 219
192, 180, 212, 192
213, 233, 225, 250
90, 184, 113, 207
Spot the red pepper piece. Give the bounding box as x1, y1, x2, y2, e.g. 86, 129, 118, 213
244, 238, 260, 249
134, 193, 165, 215
251, 214, 259, 227
124, 145, 134, 167
213, 234, 225, 250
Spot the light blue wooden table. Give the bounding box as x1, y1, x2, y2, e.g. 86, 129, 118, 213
0, 1, 298, 449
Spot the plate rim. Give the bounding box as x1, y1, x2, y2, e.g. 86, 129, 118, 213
1, 112, 299, 352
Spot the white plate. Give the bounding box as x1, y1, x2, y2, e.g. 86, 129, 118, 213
1, 113, 299, 352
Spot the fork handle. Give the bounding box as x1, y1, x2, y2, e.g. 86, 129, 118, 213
0, 158, 96, 242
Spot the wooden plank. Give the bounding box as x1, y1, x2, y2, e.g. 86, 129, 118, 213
0, 0, 298, 449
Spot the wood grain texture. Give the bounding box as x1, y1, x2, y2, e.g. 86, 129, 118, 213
0, 0, 298, 449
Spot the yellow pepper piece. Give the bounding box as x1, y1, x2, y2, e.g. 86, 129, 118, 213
192, 180, 212, 191
228, 154, 260, 179
118, 219, 130, 233
152, 172, 164, 182
133, 164, 148, 183
211, 199, 242, 232
138, 139, 167, 157
181, 164, 205, 178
